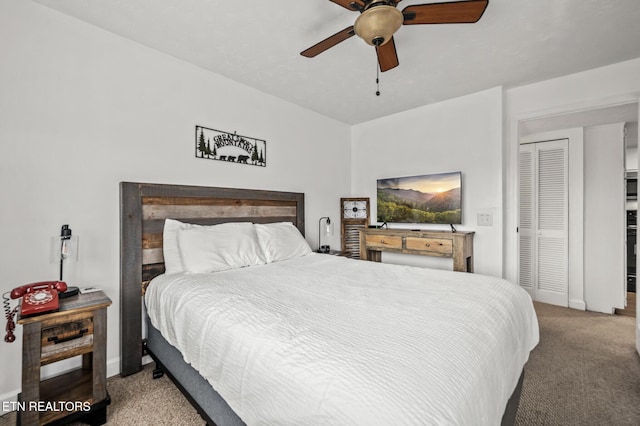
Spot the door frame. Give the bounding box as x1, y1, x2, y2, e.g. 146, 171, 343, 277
505, 92, 639, 355
519, 129, 584, 309
505, 95, 638, 286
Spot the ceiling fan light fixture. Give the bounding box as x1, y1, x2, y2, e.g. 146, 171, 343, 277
354, 5, 403, 46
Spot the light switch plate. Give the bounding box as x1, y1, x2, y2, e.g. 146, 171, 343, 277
477, 213, 493, 226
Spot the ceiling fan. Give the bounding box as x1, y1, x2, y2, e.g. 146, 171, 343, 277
301, 0, 489, 72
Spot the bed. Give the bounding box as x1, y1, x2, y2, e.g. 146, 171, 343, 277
120, 182, 539, 426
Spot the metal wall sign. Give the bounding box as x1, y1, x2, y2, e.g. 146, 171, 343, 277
195, 125, 266, 167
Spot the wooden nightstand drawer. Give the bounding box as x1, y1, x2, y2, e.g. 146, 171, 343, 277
41, 312, 94, 364
365, 234, 403, 249
405, 237, 453, 255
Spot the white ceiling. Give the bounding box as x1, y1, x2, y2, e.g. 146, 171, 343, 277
31, 0, 640, 125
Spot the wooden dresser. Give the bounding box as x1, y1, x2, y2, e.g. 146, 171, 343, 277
359, 228, 475, 272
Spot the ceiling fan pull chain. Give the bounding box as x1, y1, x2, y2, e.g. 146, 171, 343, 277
376, 60, 381, 96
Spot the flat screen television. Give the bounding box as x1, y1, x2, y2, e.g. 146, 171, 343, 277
377, 171, 462, 224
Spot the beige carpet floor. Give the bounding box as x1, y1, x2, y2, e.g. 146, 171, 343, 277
515, 302, 640, 426
2, 301, 639, 425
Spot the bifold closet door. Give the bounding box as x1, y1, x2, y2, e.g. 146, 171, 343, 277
519, 139, 569, 306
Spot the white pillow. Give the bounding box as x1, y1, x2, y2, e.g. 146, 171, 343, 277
163, 219, 201, 274
177, 222, 266, 273
254, 222, 312, 263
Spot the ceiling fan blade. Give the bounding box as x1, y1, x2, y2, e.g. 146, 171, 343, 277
403, 0, 488, 25
330, 0, 365, 11
301, 26, 356, 58
376, 37, 399, 72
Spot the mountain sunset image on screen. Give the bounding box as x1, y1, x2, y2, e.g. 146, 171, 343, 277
377, 171, 462, 224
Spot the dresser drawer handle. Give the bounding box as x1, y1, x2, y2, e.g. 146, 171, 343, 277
47, 328, 88, 344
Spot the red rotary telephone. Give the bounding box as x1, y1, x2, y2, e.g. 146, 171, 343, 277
4, 281, 67, 343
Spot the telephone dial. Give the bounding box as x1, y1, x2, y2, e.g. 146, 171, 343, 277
4, 281, 67, 343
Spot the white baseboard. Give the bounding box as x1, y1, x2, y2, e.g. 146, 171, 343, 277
569, 299, 586, 311
107, 357, 120, 378
1, 390, 19, 414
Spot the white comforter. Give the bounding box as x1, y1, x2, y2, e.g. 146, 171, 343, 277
146, 254, 539, 426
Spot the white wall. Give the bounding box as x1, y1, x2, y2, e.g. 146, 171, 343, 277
627, 147, 638, 171
583, 123, 626, 313
351, 87, 504, 277
0, 0, 350, 402
505, 58, 640, 284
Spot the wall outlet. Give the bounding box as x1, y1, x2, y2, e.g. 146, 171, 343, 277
477, 212, 493, 226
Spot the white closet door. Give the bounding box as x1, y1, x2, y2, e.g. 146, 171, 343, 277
518, 144, 535, 293
519, 139, 569, 306
536, 139, 569, 305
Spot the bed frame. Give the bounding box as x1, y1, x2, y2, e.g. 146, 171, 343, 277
120, 182, 305, 374
119, 181, 523, 426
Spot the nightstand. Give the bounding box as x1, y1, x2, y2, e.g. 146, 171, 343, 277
17, 291, 112, 426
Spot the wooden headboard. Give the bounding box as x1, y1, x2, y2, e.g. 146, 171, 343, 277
120, 182, 305, 376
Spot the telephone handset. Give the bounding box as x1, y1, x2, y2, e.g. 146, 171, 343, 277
4, 281, 67, 343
